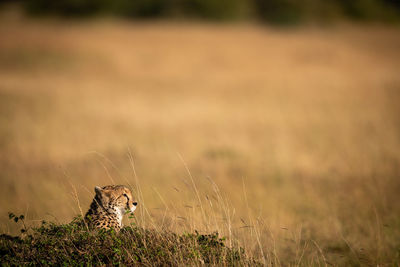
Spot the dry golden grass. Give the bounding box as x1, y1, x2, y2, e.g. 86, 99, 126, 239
0, 14, 400, 265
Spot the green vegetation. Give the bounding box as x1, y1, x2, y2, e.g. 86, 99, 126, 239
0, 16, 400, 266
18, 0, 400, 23
0, 213, 257, 266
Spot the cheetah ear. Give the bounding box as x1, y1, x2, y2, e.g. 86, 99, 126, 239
95, 186, 103, 196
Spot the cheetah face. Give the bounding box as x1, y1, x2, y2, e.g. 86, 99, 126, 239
94, 185, 137, 215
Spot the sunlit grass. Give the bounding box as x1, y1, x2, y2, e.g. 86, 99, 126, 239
0, 16, 400, 265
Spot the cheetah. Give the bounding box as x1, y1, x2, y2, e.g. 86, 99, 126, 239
84, 185, 137, 231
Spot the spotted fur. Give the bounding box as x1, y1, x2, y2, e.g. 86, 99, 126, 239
85, 185, 137, 231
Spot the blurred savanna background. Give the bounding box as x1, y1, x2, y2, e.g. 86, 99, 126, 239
1, 0, 400, 265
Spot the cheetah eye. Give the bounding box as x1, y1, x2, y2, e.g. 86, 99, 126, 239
123, 194, 129, 201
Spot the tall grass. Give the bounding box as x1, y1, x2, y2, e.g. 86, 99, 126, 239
0, 14, 400, 265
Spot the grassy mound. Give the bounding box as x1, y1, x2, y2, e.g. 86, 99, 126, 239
0, 215, 258, 266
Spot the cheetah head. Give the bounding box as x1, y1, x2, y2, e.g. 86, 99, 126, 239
94, 185, 137, 216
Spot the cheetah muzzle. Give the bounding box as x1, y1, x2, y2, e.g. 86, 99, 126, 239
84, 185, 137, 232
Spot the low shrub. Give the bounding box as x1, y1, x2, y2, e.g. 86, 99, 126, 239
0, 214, 258, 266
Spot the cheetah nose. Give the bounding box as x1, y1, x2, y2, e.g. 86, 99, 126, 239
133, 202, 137, 206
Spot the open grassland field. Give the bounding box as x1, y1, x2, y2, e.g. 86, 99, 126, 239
0, 15, 400, 265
